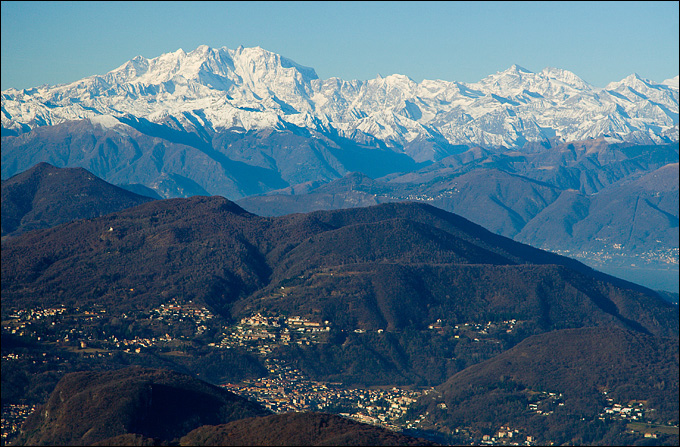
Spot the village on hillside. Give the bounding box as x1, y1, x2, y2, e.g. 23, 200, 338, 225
2, 302, 677, 445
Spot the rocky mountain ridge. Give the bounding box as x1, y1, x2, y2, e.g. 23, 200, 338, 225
3, 45, 678, 155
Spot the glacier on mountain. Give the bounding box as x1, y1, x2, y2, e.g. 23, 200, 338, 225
2, 45, 678, 158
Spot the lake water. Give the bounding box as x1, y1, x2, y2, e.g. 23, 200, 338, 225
585, 263, 679, 294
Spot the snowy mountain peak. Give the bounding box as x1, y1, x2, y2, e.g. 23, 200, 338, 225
193, 44, 212, 54
228, 45, 319, 81
509, 64, 533, 73
539, 67, 590, 89
473, 64, 539, 95
622, 73, 653, 86
606, 73, 659, 92
484, 64, 534, 81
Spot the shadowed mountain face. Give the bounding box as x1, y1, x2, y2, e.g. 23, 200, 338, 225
238, 141, 679, 292
1, 162, 155, 238
15, 366, 270, 446
0, 120, 420, 199
515, 161, 679, 253
239, 142, 678, 254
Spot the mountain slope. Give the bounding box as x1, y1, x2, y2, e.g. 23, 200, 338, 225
237, 141, 678, 292
239, 142, 678, 255
409, 326, 679, 445
516, 162, 679, 253
16, 366, 270, 446
0, 116, 422, 199
1, 162, 155, 238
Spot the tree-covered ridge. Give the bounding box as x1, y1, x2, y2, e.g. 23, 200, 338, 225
2, 196, 676, 336
409, 326, 679, 445
15, 366, 270, 446
1, 162, 155, 238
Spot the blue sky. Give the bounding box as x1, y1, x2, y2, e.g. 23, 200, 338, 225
1, 1, 678, 90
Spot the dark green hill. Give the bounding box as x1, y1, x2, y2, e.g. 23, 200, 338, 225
409, 326, 679, 445
15, 366, 270, 446
1, 162, 155, 238
180, 412, 436, 446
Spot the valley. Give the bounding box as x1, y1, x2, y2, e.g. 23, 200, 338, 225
3, 300, 677, 445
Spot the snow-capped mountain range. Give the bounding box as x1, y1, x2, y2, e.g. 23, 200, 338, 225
2, 44, 678, 160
